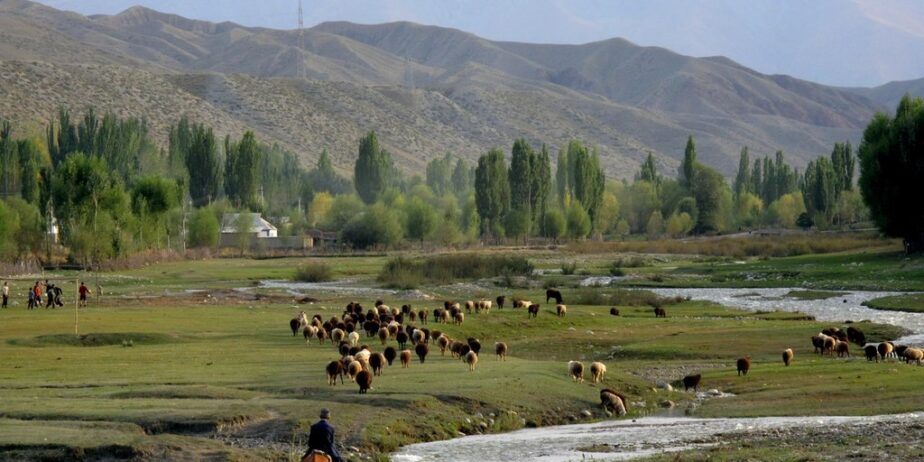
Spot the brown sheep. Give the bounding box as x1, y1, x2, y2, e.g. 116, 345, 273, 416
369, 352, 386, 376
600, 389, 627, 416
331, 328, 345, 345
823, 336, 837, 356
568, 360, 584, 383
653, 307, 667, 318
465, 300, 475, 313
590, 361, 606, 383
378, 327, 389, 345
846, 326, 866, 345
811, 334, 827, 354
864, 344, 879, 362
495, 342, 507, 361
326, 360, 344, 385
400, 349, 412, 368
527, 304, 540, 318
782, 348, 794, 366
396, 331, 409, 349
347, 360, 364, 381
418, 309, 428, 324
464, 351, 479, 372
384, 346, 397, 366
878, 342, 894, 361
903, 347, 924, 364
546, 289, 563, 304
736, 357, 751, 376
556, 304, 567, 317
415, 343, 429, 364
453, 311, 465, 325
835, 340, 850, 358
437, 335, 451, 356
356, 370, 372, 394
303, 325, 318, 345
290, 318, 303, 336
609, 307, 620, 316
316, 328, 328, 345
683, 374, 701, 391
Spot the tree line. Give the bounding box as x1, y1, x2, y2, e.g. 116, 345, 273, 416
1, 96, 921, 262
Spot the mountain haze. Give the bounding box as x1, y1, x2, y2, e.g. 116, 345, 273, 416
0, 0, 905, 178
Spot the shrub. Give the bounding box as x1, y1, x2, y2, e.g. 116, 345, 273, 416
188, 207, 219, 248
560, 262, 577, 275
378, 254, 533, 288
608, 262, 626, 277
568, 288, 686, 307
294, 261, 334, 282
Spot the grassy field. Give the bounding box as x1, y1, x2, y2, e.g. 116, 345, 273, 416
864, 293, 924, 313
1, 242, 922, 461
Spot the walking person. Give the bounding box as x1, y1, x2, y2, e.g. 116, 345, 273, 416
78, 282, 90, 308
33, 281, 42, 308
45, 282, 56, 309
2, 281, 8, 308
303, 408, 342, 462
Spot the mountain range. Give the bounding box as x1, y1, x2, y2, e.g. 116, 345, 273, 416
1, 0, 922, 178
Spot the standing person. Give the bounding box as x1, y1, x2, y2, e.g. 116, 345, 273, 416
33, 281, 42, 307
78, 282, 89, 308
2, 281, 8, 308
303, 408, 342, 462
45, 282, 56, 308
27, 284, 35, 309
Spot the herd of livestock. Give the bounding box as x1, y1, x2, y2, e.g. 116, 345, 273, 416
286, 288, 920, 417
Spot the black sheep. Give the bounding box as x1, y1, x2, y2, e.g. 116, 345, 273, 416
415, 343, 429, 364
356, 370, 373, 393
384, 346, 397, 365
683, 373, 702, 391
546, 289, 563, 304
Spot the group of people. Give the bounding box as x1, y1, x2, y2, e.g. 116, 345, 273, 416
0, 280, 92, 310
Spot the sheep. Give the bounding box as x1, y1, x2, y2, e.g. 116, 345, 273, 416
864, 344, 879, 362
478, 300, 493, 313
326, 360, 344, 385
453, 311, 465, 326
303, 325, 318, 345
590, 361, 607, 383
609, 307, 620, 316
846, 326, 866, 345
378, 327, 389, 345
903, 347, 924, 364
396, 331, 409, 349
811, 334, 829, 354
682, 374, 701, 391
465, 300, 475, 313
450, 340, 466, 358
415, 343, 429, 364
348, 331, 360, 347
878, 342, 894, 361
401, 304, 412, 315
835, 340, 851, 358
331, 328, 345, 345
600, 389, 627, 416
782, 348, 794, 366
384, 346, 397, 365
412, 329, 426, 345
338, 342, 351, 357
289, 318, 302, 337
527, 304, 540, 318
356, 370, 373, 394
464, 351, 479, 372
387, 321, 400, 337
429, 330, 442, 343
354, 349, 371, 364
316, 328, 328, 345
370, 352, 386, 376
495, 342, 507, 361
514, 299, 532, 309
568, 360, 584, 383
556, 304, 567, 317
496, 295, 506, 309
347, 360, 364, 381
437, 335, 451, 356
363, 321, 379, 337
736, 357, 751, 376
467, 337, 482, 355
418, 309, 428, 324
653, 307, 667, 318
400, 350, 412, 368
895, 345, 909, 358
823, 336, 837, 356
546, 289, 563, 304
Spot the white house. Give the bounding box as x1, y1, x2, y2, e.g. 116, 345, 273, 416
220, 213, 278, 238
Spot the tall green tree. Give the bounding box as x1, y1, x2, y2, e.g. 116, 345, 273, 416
680, 135, 697, 191
531, 145, 552, 231
224, 131, 261, 209
425, 154, 453, 197
185, 124, 221, 206
858, 96, 924, 252
450, 158, 474, 200
733, 146, 750, 198
567, 140, 605, 225
556, 147, 569, 205
354, 131, 392, 204
802, 157, 837, 224
831, 141, 856, 195
474, 148, 510, 236
692, 165, 729, 233
636, 152, 660, 185
508, 138, 534, 221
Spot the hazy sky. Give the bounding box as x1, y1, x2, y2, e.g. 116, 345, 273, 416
35, 0, 924, 87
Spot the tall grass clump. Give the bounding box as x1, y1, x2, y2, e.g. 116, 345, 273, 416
561, 262, 578, 275
294, 261, 334, 282
378, 254, 533, 289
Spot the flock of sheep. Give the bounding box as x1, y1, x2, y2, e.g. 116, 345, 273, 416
286, 288, 918, 419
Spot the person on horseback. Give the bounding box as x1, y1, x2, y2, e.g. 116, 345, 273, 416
303, 408, 342, 462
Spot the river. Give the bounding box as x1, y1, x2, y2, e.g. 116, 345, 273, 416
392, 287, 923, 461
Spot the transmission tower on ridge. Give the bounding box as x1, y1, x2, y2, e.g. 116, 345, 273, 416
297, 0, 305, 80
